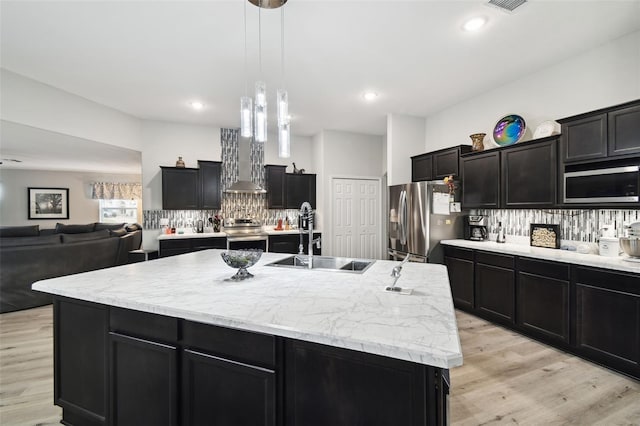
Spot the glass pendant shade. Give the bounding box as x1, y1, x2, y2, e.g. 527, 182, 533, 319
278, 122, 290, 158
254, 81, 267, 142
277, 89, 289, 126
240, 96, 253, 137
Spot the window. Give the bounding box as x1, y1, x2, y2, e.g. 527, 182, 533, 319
99, 199, 138, 223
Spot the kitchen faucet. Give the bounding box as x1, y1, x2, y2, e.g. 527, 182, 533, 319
298, 202, 321, 267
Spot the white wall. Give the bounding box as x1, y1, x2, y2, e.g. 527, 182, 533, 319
386, 113, 426, 186
0, 169, 141, 228
0, 69, 142, 151
314, 130, 384, 257
424, 31, 640, 151
263, 132, 314, 173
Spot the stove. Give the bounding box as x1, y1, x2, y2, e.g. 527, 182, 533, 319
224, 218, 268, 251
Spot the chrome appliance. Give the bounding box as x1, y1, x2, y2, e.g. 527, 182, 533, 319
224, 218, 268, 251
388, 181, 465, 264
564, 165, 639, 204
464, 215, 488, 241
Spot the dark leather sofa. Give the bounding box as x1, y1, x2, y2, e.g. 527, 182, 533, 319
0, 223, 142, 313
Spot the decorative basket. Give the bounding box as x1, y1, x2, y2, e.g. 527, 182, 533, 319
530, 224, 560, 249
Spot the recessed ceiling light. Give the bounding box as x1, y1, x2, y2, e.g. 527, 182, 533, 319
363, 92, 378, 101
190, 101, 204, 110
462, 17, 487, 32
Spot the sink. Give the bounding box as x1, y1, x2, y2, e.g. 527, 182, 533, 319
266, 255, 375, 273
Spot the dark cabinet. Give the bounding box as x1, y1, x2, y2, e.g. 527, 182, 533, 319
461, 151, 500, 208
516, 258, 570, 344
411, 153, 433, 182
54, 298, 108, 426
159, 237, 226, 258
475, 252, 515, 324
443, 246, 474, 310
286, 173, 316, 209
411, 145, 472, 182
574, 267, 640, 378
501, 137, 557, 208
199, 160, 222, 210
265, 165, 286, 209
109, 333, 178, 426
608, 103, 640, 157
559, 99, 640, 163
268, 233, 321, 255
161, 167, 199, 210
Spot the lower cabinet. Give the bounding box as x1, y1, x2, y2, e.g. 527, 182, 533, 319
474, 252, 515, 324
443, 247, 474, 310
268, 233, 321, 255
159, 237, 226, 258
574, 266, 640, 378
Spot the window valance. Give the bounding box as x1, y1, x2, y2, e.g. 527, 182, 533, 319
91, 182, 142, 200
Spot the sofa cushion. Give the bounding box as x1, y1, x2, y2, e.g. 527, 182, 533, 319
0, 225, 40, 237
61, 229, 110, 243
110, 228, 127, 237
0, 234, 61, 247
95, 222, 126, 231
55, 223, 96, 234
125, 223, 141, 232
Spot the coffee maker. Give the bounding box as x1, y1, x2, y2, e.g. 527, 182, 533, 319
464, 215, 488, 241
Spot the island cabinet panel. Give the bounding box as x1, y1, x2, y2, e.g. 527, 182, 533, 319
608, 103, 640, 158
516, 258, 570, 345
474, 252, 515, 325
460, 151, 500, 209
411, 153, 433, 182
501, 139, 557, 208
443, 246, 474, 310
574, 267, 640, 378
285, 339, 443, 426
54, 298, 109, 426
182, 350, 276, 426
161, 167, 200, 210
109, 333, 178, 426
198, 160, 222, 210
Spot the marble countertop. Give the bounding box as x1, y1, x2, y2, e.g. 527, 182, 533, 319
441, 239, 640, 274
32, 251, 461, 369
157, 228, 321, 239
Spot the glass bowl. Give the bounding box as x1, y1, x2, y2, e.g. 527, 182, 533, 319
220, 249, 263, 280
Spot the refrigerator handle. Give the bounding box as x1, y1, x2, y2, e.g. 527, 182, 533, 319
399, 190, 407, 246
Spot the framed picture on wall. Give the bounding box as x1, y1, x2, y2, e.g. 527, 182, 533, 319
28, 187, 69, 220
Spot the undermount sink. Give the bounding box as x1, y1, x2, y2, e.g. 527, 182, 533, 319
266, 255, 375, 274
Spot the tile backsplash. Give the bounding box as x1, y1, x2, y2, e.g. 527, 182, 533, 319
477, 209, 639, 242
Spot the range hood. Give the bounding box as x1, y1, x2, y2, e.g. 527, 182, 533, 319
225, 136, 266, 194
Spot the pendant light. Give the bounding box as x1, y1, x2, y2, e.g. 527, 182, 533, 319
254, 3, 267, 142
240, 0, 252, 138
277, 5, 290, 158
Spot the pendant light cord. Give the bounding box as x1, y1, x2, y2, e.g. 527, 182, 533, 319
281, 5, 285, 87
258, 1, 262, 76
243, 0, 248, 95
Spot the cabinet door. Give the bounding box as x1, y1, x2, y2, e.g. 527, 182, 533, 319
285, 174, 316, 209
411, 154, 433, 182
54, 299, 108, 426
199, 161, 222, 209
517, 272, 569, 344
191, 237, 227, 251
433, 148, 459, 179
444, 256, 474, 310
182, 349, 276, 426
265, 165, 287, 209
574, 267, 640, 377
159, 239, 192, 258
269, 234, 300, 254
608, 103, 640, 158
561, 113, 607, 163
110, 333, 178, 426
502, 139, 557, 208
161, 167, 199, 210
461, 151, 500, 208
475, 252, 515, 324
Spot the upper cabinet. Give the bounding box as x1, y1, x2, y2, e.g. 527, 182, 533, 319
161, 161, 222, 210
264, 165, 316, 209
461, 136, 559, 209
411, 145, 472, 182
559, 99, 640, 164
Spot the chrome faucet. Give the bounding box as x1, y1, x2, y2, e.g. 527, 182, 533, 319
298, 202, 321, 267
386, 253, 411, 292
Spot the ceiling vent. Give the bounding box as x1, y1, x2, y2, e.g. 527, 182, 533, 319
487, 0, 527, 13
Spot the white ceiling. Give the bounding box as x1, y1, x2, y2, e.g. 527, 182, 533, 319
1, 0, 639, 173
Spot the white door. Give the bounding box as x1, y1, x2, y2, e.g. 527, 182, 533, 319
332, 178, 381, 259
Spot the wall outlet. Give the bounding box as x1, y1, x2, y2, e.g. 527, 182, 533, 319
450, 202, 461, 212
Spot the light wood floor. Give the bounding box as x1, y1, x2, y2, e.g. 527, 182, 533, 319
1, 306, 639, 425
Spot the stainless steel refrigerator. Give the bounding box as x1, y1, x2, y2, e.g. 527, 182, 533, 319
388, 181, 465, 264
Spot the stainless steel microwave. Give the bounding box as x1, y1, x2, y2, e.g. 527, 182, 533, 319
564, 165, 639, 204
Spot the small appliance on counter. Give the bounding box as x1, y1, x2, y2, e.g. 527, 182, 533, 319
464, 215, 488, 241
598, 225, 621, 257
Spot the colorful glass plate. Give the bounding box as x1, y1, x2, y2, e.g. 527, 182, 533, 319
493, 114, 526, 146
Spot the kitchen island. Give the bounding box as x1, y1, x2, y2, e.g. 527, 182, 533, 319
33, 250, 462, 426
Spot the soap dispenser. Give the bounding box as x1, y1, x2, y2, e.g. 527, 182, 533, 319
497, 221, 506, 243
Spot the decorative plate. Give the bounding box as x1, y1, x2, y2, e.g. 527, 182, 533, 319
533, 120, 560, 139
493, 114, 526, 146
